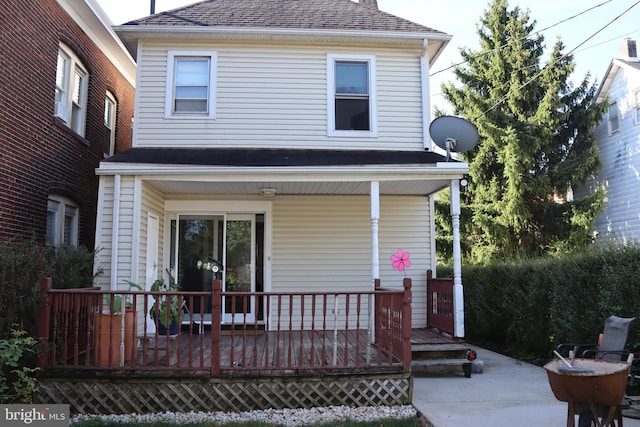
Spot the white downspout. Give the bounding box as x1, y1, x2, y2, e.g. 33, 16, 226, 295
450, 179, 465, 337
420, 39, 431, 150
110, 174, 121, 291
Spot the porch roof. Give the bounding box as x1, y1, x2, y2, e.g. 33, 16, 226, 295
103, 147, 448, 167
97, 148, 467, 196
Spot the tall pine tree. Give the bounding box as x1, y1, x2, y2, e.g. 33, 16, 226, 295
437, 0, 607, 264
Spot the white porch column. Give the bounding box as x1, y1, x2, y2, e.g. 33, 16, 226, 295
370, 181, 380, 282
370, 182, 380, 342
110, 174, 121, 291
450, 179, 465, 337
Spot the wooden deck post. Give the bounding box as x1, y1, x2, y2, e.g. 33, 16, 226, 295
37, 277, 53, 368
402, 277, 412, 373
211, 279, 222, 376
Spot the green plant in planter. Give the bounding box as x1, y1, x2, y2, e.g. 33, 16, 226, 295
148, 278, 181, 330
105, 280, 143, 313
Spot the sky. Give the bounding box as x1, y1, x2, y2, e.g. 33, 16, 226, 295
97, 0, 640, 112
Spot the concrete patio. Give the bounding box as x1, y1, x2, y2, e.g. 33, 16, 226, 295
413, 346, 640, 426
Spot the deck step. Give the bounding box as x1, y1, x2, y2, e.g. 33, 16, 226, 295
411, 343, 467, 352
412, 358, 472, 378
412, 358, 470, 367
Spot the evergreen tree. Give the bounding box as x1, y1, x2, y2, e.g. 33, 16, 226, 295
437, 0, 607, 264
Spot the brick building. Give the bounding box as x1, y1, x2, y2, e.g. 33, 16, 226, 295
0, 0, 135, 248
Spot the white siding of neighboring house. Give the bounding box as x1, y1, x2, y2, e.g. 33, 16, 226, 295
588, 64, 640, 243
272, 195, 430, 328
134, 42, 424, 151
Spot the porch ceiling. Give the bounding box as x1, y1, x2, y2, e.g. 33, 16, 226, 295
98, 148, 468, 196
142, 178, 452, 196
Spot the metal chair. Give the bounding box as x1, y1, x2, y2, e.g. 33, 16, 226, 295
556, 315, 635, 362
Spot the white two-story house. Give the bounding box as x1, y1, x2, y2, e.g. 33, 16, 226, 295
587, 39, 640, 242
95, 0, 468, 333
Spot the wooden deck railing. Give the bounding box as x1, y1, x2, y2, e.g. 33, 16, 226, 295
426, 269, 454, 335
37, 279, 412, 377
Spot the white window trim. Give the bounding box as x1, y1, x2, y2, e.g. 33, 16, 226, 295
165, 50, 217, 119
55, 43, 88, 136
47, 195, 79, 247
326, 54, 377, 138
104, 91, 117, 157
634, 90, 640, 126
608, 100, 619, 135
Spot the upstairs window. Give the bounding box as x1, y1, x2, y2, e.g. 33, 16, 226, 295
55, 43, 88, 136
103, 92, 117, 157
608, 101, 619, 135
327, 54, 377, 137
165, 51, 217, 118
46, 195, 79, 247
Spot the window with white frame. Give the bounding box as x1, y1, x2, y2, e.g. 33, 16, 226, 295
634, 90, 640, 125
327, 54, 377, 137
608, 101, 619, 134
46, 195, 79, 247
55, 43, 88, 136
103, 92, 117, 157
165, 51, 217, 118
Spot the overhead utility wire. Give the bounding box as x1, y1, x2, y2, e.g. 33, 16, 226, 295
479, 0, 640, 118
430, 0, 612, 77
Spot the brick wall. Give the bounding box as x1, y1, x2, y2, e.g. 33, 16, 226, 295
0, 0, 134, 248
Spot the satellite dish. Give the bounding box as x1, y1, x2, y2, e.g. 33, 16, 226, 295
429, 116, 479, 161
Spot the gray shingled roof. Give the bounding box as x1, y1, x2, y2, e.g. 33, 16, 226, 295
123, 0, 443, 34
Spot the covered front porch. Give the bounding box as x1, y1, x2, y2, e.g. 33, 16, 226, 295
95, 148, 469, 336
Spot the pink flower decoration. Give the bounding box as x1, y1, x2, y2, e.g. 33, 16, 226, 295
390, 248, 411, 273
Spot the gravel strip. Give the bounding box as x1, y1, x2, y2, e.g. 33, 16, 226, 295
71, 405, 417, 425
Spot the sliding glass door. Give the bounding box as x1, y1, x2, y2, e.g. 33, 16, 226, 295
171, 214, 257, 324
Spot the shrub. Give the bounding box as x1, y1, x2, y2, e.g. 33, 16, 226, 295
0, 238, 49, 337
0, 239, 101, 338
0, 329, 40, 404
47, 245, 102, 289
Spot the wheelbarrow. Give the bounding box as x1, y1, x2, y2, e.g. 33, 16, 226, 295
545, 356, 633, 427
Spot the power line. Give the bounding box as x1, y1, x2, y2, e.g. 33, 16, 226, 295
479, 0, 640, 117
430, 0, 613, 77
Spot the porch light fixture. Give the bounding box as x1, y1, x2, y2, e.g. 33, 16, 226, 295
259, 187, 277, 197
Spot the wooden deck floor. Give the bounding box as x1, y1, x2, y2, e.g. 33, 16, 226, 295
410, 327, 466, 345
125, 327, 403, 376
46, 327, 461, 378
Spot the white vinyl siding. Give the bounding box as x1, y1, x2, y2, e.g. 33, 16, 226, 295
580, 64, 640, 242
135, 42, 423, 150
94, 176, 136, 289
272, 195, 430, 328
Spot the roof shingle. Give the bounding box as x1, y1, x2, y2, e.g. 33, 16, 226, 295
123, 0, 443, 34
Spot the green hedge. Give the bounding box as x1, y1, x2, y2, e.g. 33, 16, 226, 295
453, 243, 640, 364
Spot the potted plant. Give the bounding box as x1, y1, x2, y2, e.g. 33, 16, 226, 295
149, 278, 181, 336
94, 280, 142, 366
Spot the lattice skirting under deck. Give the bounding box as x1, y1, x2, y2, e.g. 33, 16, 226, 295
35, 374, 412, 415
